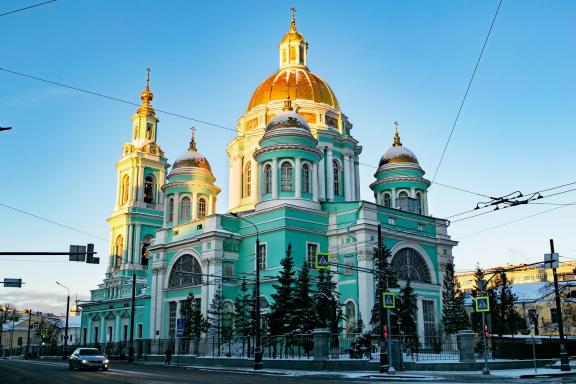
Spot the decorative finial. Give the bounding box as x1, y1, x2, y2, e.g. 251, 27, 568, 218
289, 7, 297, 31
393, 120, 402, 146
146, 67, 151, 88
189, 126, 197, 151
283, 95, 293, 111
140, 67, 154, 105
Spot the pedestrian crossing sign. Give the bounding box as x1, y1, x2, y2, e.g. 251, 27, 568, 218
475, 296, 490, 312
382, 292, 396, 309
315, 252, 330, 269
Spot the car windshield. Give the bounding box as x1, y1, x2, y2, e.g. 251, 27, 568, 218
79, 349, 100, 356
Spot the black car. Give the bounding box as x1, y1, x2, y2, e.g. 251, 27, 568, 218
68, 348, 110, 371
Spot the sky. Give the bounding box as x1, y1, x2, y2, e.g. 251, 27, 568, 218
0, 0, 574, 314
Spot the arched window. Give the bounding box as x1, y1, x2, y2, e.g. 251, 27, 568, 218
114, 235, 124, 267
243, 162, 252, 198
383, 193, 391, 207
144, 175, 155, 204
398, 191, 408, 199
121, 175, 130, 204
198, 197, 207, 219
345, 301, 356, 332
180, 196, 191, 221
168, 254, 202, 288
264, 164, 272, 194
168, 197, 174, 222
141, 236, 152, 267
416, 192, 422, 214
333, 160, 340, 196
280, 161, 293, 192
301, 163, 311, 194
390, 248, 431, 283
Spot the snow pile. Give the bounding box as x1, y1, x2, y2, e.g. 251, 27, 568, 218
268, 111, 309, 129
380, 145, 418, 163
174, 149, 207, 163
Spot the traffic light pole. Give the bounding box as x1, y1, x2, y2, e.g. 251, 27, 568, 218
26, 309, 32, 356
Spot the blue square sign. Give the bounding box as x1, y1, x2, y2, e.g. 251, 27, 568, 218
315, 252, 330, 269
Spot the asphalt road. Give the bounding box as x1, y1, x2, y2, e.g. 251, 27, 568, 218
0, 359, 574, 384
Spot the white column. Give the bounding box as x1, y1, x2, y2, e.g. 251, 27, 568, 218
163, 199, 170, 226
137, 167, 144, 202
326, 149, 334, 201
126, 224, 134, 265
318, 151, 326, 200
410, 187, 416, 198
312, 162, 319, 202
272, 158, 278, 199
192, 192, 198, 221
343, 154, 351, 201
130, 167, 137, 203
133, 224, 141, 264
350, 157, 357, 200
391, 188, 397, 209
354, 161, 361, 199
295, 158, 301, 198
257, 162, 263, 202
358, 256, 374, 327
207, 194, 214, 216
173, 192, 180, 224
116, 173, 121, 207
423, 192, 429, 216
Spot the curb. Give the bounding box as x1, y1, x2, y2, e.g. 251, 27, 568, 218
519, 372, 576, 379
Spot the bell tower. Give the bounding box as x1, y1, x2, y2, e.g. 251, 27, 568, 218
278, 8, 308, 69
107, 69, 169, 276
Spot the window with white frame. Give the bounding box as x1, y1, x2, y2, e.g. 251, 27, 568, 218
264, 164, 272, 194
180, 196, 191, 221
224, 262, 234, 279
307, 243, 318, 268
198, 197, 207, 219
343, 255, 354, 275
280, 161, 293, 192
422, 300, 436, 346
301, 163, 311, 194
168, 197, 174, 221
383, 193, 391, 207
332, 160, 340, 196
257, 243, 267, 270
243, 162, 252, 198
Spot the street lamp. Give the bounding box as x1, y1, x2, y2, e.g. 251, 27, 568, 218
230, 212, 262, 370
128, 270, 136, 362
55, 281, 70, 359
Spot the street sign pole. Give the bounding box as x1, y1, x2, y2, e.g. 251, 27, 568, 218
482, 311, 489, 375
386, 308, 394, 374
548, 239, 570, 372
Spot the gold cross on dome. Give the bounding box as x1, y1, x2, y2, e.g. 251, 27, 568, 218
290, 7, 297, 19
146, 67, 151, 85
190, 126, 196, 139
393, 120, 399, 132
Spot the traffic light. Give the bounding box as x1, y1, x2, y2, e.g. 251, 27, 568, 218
86, 243, 99, 264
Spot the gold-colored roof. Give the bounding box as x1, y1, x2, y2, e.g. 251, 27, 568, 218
172, 128, 212, 172
246, 68, 339, 112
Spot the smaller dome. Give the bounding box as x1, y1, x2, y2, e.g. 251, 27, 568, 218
260, 98, 315, 145
172, 131, 212, 172
379, 146, 419, 166
378, 124, 419, 167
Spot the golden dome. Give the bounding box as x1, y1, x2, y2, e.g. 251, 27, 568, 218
171, 129, 212, 173
246, 68, 339, 112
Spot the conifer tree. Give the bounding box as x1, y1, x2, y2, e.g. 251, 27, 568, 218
397, 279, 418, 352
180, 292, 209, 340
268, 244, 296, 335
442, 262, 470, 334
207, 284, 233, 355
470, 266, 488, 333
370, 245, 399, 330
291, 261, 315, 333
313, 268, 341, 333
492, 272, 527, 335
233, 279, 253, 356
348, 315, 372, 359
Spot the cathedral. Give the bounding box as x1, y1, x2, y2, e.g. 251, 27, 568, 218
80, 14, 457, 348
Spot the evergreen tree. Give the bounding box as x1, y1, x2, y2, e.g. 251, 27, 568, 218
313, 269, 341, 333
180, 292, 209, 340
207, 284, 233, 355
268, 244, 296, 335
470, 266, 488, 333
442, 262, 470, 334
291, 261, 316, 333
234, 279, 253, 337
370, 245, 399, 331
397, 279, 418, 352
348, 315, 372, 359
492, 272, 528, 335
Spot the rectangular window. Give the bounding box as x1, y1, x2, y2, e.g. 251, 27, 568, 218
83, 328, 87, 345
123, 325, 128, 341
168, 301, 177, 338
257, 243, 267, 271
307, 243, 318, 268
550, 308, 559, 323
343, 256, 354, 275
422, 300, 436, 348
224, 262, 234, 278
137, 324, 143, 339
107, 326, 113, 342
93, 327, 99, 343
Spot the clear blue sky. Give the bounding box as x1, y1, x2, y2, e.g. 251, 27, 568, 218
1, 0, 574, 314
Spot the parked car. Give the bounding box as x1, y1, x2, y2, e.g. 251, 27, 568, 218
68, 348, 110, 371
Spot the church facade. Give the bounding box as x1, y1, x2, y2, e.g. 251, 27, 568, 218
80, 15, 457, 348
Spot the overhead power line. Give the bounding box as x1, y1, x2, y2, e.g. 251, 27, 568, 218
0, 202, 107, 242
0, 0, 57, 17
431, 0, 503, 184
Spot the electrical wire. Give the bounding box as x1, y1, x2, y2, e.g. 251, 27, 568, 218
431, 0, 503, 183
0, 0, 57, 17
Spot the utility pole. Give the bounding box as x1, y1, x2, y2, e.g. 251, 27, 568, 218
26, 309, 32, 356
499, 272, 507, 337
377, 224, 387, 373
549, 239, 570, 371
